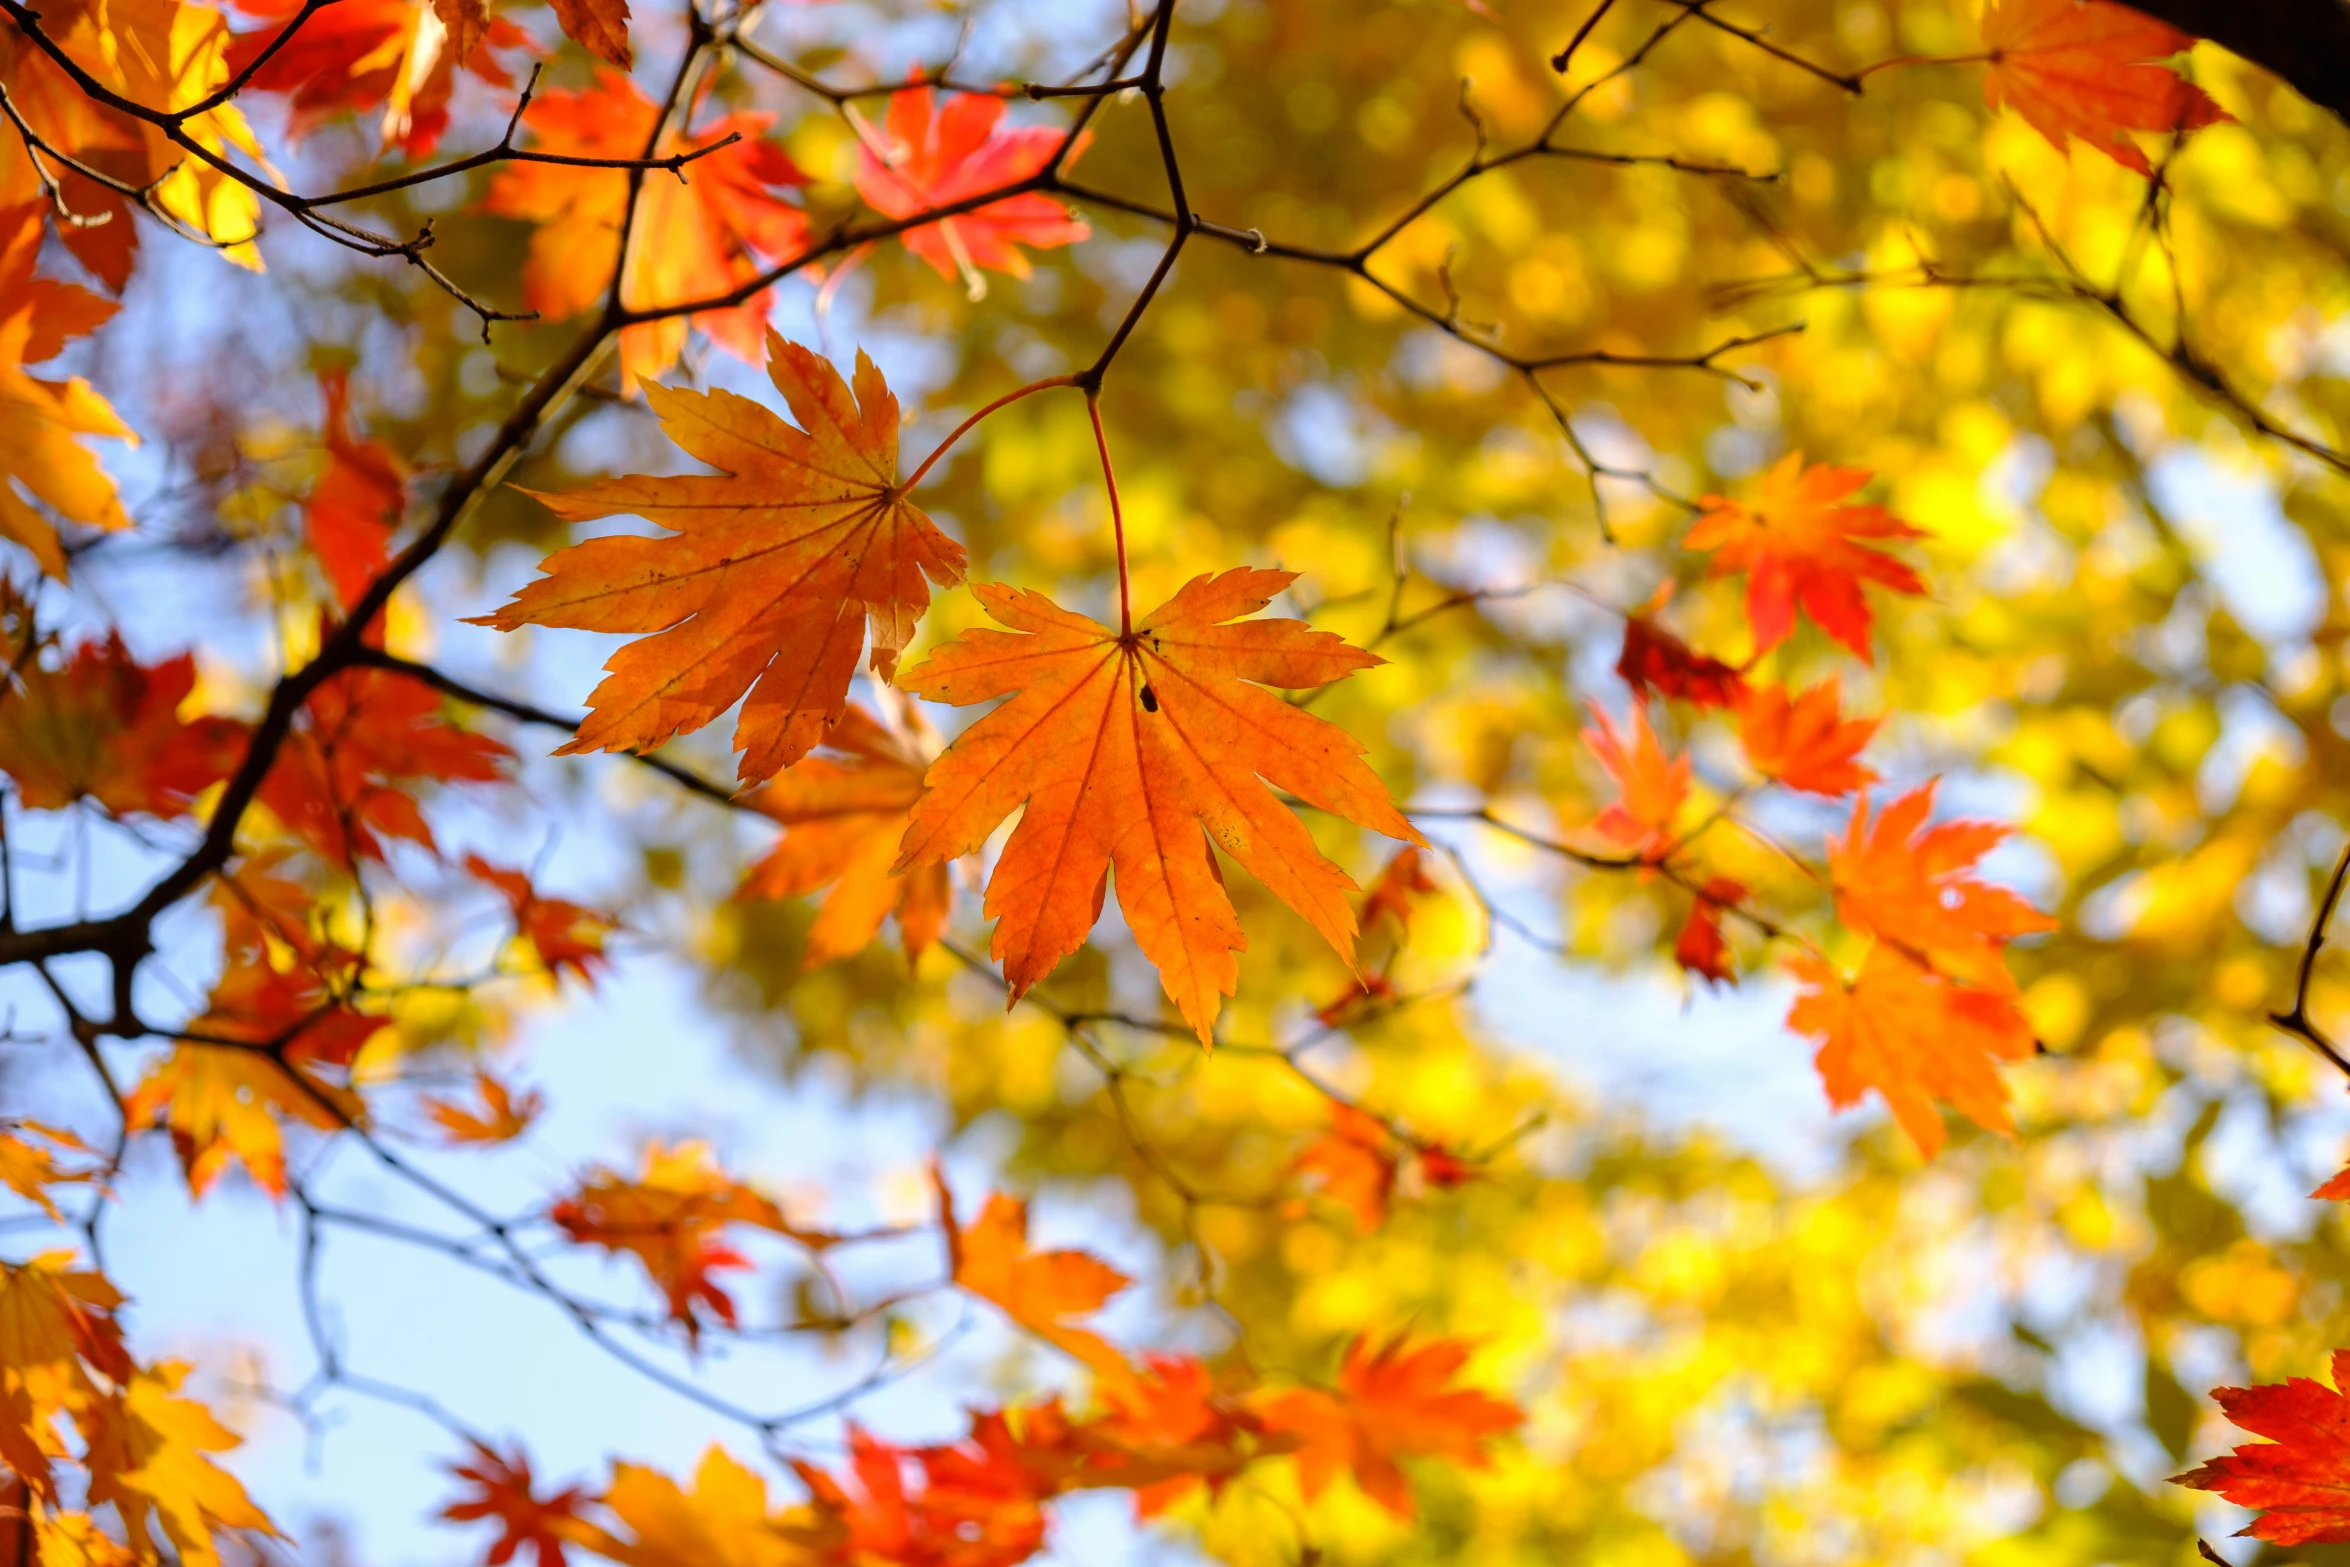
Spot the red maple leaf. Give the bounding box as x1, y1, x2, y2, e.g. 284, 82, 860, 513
440, 1442, 589, 1567
1980, 0, 2229, 175
854, 87, 1089, 295
1673, 875, 1746, 985
306, 368, 405, 614
2173, 1349, 2350, 1546
0, 633, 246, 819
1684, 455, 1926, 661
228, 0, 524, 158
257, 664, 510, 865
1616, 614, 1747, 709
465, 855, 616, 988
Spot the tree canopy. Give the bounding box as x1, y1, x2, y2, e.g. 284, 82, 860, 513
5, 0, 2350, 1563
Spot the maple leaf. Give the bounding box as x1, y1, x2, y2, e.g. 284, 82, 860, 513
227, 0, 523, 157
1255, 1334, 1522, 1520
1293, 1104, 1397, 1232
0, 0, 274, 282
81, 1363, 281, 1567
1673, 875, 1746, 985
1786, 944, 2036, 1158
2174, 1349, 2350, 1546
854, 87, 1089, 296
936, 1166, 1133, 1386
1360, 845, 1439, 940
0, 1120, 93, 1221
474, 337, 964, 782
440, 1441, 590, 1567
551, 1141, 797, 1342
34, 1509, 144, 1567
467, 856, 616, 987
897, 569, 1424, 1043
1826, 781, 2055, 993
0, 203, 137, 578
304, 368, 406, 613
1077, 1356, 1288, 1518
484, 74, 808, 388
424, 1068, 544, 1146
738, 704, 951, 967
794, 1422, 1059, 1567
1980, 0, 2229, 175
0, 1252, 129, 1392
1739, 679, 1878, 796
124, 875, 378, 1199
574, 1446, 803, 1567
1312, 970, 1398, 1028
1684, 454, 1926, 661
1615, 614, 1747, 709
127, 1031, 373, 1200
257, 664, 511, 865
1290, 1104, 1472, 1233
0, 633, 247, 819
1582, 700, 1688, 861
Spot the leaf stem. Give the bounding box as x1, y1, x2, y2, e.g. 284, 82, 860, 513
1088, 394, 1132, 637
900, 374, 1078, 493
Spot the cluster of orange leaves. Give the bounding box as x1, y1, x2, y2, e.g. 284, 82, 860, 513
1591, 450, 2060, 1157
0, 1, 2256, 1558
421, 1160, 1522, 1567
0, 1244, 278, 1567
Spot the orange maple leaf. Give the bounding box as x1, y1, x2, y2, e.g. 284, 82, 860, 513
1739, 678, 1878, 797
573, 1446, 803, 1567
0, 1120, 95, 1222
738, 704, 951, 967
1583, 700, 1687, 861
484, 73, 808, 388
1980, 0, 2228, 175
1292, 1103, 1476, 1233
551, 1141, 799, 1342
129, 887, 382, 1201
2173, 1350, 2350, 1546
854, 87, 1089, 295
125, 1045, 363, 1200
475, 337, 964, 783
466, 855, 616, 987
796, 1422, 1058, 1567
1673, 874, 1746, 985
440, 1441, 589, 1567
1359, 845, 1439, 940
1255, 1334, 1522, 1520
1, 202, 136, 578
1615, 614, 1747, 709
227, 0, 523, 157
1826, 781, 2055, 993
423, 1068, 544, 1146
1684, 455, 1926, 662
1786, 944, 2035, 1158
936, 1167, 1132, 1385
0, 633, 247, 819
306, 369, 406, 614
897, 569, 1424, 1043
256, 664, 511, 865
1077, 1356, 1287, 1518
